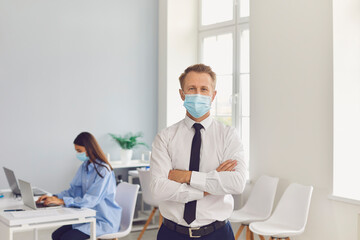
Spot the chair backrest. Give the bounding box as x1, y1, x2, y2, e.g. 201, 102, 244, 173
241, 175, 279, 219
115, 182, 140, 232
138, 169, 158, 207
269, 183, 313, 231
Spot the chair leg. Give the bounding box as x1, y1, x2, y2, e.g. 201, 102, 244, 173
235, 224, 245, 240
158, 213, 163, 228
250, 230, 254, 240
258, 235, 265, 240
137, 207, 157, 240
246, 226, 251, 240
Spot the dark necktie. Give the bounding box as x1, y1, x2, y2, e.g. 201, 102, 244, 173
183, 123, 203, 225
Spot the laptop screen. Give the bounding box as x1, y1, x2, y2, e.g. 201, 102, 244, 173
18, 179, 37, 210
3, 167, 21, 195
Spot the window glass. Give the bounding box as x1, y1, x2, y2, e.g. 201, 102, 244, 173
239, 0, 250, 18
203, 33, 233, 75
201, 0, 233, 26
200, 0, 250, 170
203, 33, 233, 126
212, 75, 233, 126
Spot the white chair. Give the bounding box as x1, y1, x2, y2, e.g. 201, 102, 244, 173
127, 169, 144, 213
137, 169, 162, 240
230, 175, 279, 240
97, 182, 140, 240
249, 183, 313, 240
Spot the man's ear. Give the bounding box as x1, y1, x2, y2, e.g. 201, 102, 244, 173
179, 89, 185, 101
211, 90, 217, 102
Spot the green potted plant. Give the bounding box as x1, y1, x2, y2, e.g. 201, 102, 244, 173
109, 132, 148, 163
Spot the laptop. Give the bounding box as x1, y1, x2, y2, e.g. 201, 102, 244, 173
3, 167, 47, 196
18, 179, 61, 209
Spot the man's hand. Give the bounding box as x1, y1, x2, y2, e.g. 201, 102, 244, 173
168, 169, 192, 184
216, 159, 237, 172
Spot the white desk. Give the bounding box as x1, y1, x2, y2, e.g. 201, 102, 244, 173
110, 160, 149, 169
0, 191, 96, 240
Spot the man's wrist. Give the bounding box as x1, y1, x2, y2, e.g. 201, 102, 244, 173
187, 171, 192, 184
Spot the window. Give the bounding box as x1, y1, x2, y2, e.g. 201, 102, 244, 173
332, 0, 360, 202
199, 0, 250, 166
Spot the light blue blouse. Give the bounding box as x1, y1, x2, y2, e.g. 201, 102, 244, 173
57, 160, 122, 236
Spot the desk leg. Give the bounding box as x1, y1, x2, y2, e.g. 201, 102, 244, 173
90, 218, 96, 240
0, 223, 12, 240
33, 228, 38, 240
128, 175, 133, 184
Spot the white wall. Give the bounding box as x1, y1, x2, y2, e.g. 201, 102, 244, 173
0, 0, 158, 193
251, 0, 360, 239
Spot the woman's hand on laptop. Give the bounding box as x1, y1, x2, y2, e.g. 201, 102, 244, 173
36, 194, 48, 203
36, 195, 64, 206
44, 196, 64, 206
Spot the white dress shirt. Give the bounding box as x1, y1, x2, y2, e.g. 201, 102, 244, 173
150, 115, 247, 227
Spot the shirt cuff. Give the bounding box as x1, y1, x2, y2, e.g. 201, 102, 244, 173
56, 193, 63, 199
186, 185, 204, 202
63, 197, 74, 207
190, 171, 207, 191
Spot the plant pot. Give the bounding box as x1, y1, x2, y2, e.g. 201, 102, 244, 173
120, 149, 133, 164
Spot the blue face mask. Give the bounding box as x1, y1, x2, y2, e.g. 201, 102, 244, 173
183, 94, 212, 118
76, 152, 89, 162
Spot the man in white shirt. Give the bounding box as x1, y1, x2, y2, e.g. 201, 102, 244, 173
150, 64, 247, 239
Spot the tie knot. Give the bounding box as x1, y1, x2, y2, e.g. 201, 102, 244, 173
193, 123, 203, 132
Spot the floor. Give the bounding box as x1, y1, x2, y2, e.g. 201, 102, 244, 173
13, 227, 159, 240
13, 222, 242, 240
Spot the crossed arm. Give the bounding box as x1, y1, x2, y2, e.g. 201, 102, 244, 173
168, 159, 238, 196
150, 130, 247, 203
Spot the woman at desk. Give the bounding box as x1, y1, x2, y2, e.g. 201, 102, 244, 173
37, 132, 121, 240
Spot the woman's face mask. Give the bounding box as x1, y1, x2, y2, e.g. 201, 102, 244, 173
76, 152, 89, 162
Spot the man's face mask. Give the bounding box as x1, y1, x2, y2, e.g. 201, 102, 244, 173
183, 94, 212, 118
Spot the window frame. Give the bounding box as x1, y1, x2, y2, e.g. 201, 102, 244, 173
198, 26, 236, 125
237, 23, 250, 135
198, 0, 250, 167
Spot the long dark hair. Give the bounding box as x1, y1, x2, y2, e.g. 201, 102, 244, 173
73, 132, 113, 178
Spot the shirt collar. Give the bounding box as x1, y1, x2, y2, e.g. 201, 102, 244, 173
184, 115, 213, 130
84, 160, 93, 171
84, 159, 99, 171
